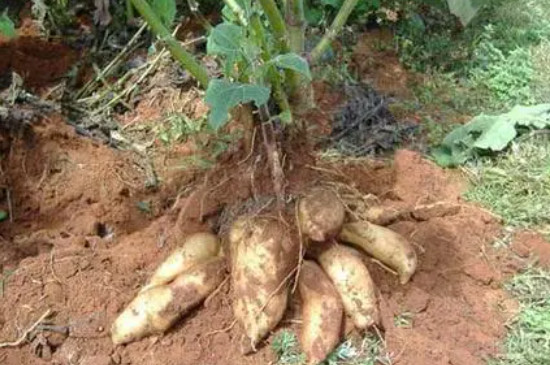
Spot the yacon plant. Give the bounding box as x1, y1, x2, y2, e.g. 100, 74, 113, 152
129, 0, 360, 126
128, 0, 361, 205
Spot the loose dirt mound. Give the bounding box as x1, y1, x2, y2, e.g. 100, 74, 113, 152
0, 116, 523, 365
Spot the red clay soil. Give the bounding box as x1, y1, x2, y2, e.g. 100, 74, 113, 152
0, 37, 78, 90
0, 115, 540, 365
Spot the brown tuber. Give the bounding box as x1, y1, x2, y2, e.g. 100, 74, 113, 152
299, 260, 343, 365
314, 243, 379, 330
298, 188, 346, 242
111, 257, 225, 345
141, 232, 221, 292
339, 221, 417, 284
229, 216, 299, 349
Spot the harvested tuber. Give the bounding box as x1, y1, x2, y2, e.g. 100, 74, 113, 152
298, 188, 345, 242
141, 232, 220, 292
230, 216, 299, 349
315, 243, 379, 330
111, 257, 225, 345
339, 221, 417, 284
299, 260, 343, 365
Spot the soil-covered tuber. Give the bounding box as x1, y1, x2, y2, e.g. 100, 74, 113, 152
299, 260, 343, 365
339, 221, 417, 284
141, 232, 220, 292
111, 257, 225, 345
298, 188, 345, 242
314, 243, 379, 330
229, 216, 299, 349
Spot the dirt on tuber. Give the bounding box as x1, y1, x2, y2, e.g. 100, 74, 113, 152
299, 260, 344, 365
141, 232, 221, 292
314, 243, 379, 330
111, 257, 226, 345
229, 216, 299, 350
298, 188, 346, 242
339, 221, 417, 284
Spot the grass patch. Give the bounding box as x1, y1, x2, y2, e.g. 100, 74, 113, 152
463, 136, 550, 230
271, 330, 391, 365
490, 268, 550, 365
400, 0, 550, 114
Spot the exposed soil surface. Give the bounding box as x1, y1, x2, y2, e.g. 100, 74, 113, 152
1, 23, 547, 365
0, 112, 536, 365
0, 37, 78, 91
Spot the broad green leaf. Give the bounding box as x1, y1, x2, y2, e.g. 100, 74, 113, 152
207, 23, 245, 76
432, 104, 550, 167
205, 80, 270, 130
269, 53, 312, 80
0, 210, 7, 222
446, 0, 482, 26
0, 12, 15, 39
207, 23, 244, 58
151, 0, 176, 28
473, 118, 517, 151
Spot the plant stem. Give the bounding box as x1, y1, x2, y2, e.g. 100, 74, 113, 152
130, 0, 209, 88
250, 14, 292, 118
285, 0, 313, 114
285, 0, 305, 54
223, 0, 248, 26
258, 0, 289, 53
310, 0, 359, 64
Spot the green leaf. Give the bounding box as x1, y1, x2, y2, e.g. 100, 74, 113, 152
279, 110, 293, 124
446, 0, 483, 26
207, 23, 246, 76
269, 53, 312, 80
432, 104, 550, 167
473, 118, 517, 151
205, 80, 270, 130
0, 11, 16, 39
207, 23, 244, 58
151, 0, 176, 28
0, 210, 8, 222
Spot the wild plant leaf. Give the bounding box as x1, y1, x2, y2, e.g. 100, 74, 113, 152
151, 0, 176, 28
207, 23, 244, 58
432, 104, 550, 167
269, 53, 312, 80
207, 23, 245, 76
205, 80, 270, 130
0, 11, 15, 39
473, 118, 517, 150
222, 0, 252, 24
446, 0, 484, 26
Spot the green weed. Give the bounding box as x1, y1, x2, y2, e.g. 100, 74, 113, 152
400, 0, 550, 112
157, 113, 206, 145
490, 268, 550, 365
272, 330, 306, 365
394, 312, 414, 329
469, 28, 535, 108
271, 331, 391, 365
531, 40, 550, 103
463, 137, 550, 230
